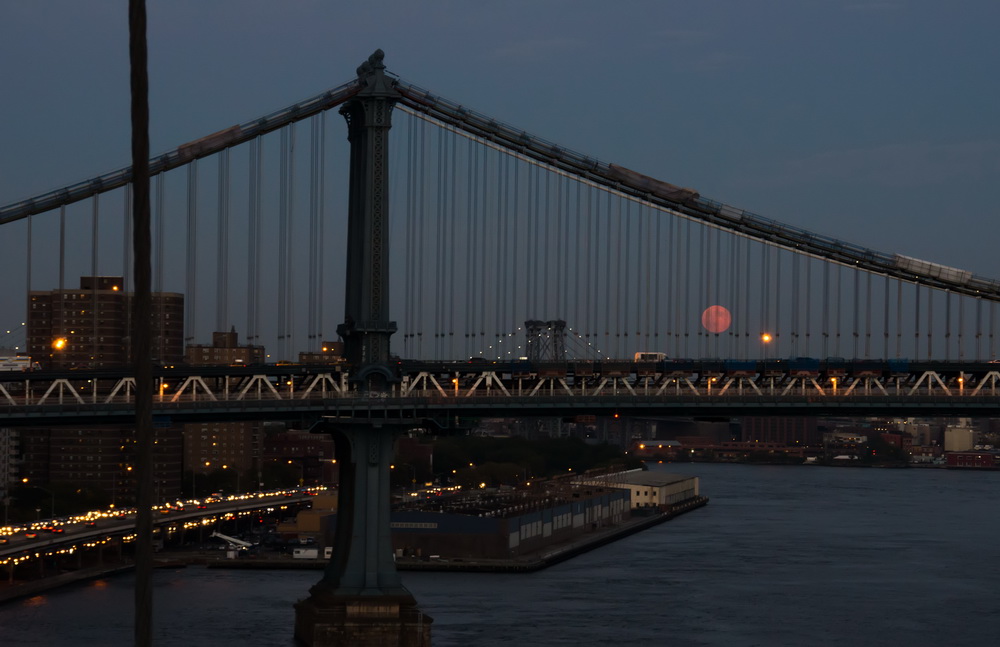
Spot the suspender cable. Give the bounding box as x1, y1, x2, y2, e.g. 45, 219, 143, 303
896, 278, 903, 358
605, 189, 613, 354
715, 223, 723, 356
417, 119, 427, 358
732, 234, 741, 359
835, 264, 842, 357
286, 125, 297, 358
185, 161, 197, 345
541, 167, 551, 323
805, 255, 812, 357
59, 206, 66, 294
306, 115, 321, 351
882, 274, 890, 360
507, 158, 525, 350
697, 223, 706, 357
123, 186, 132, 290
990, 300, 996, 360
25, 214, 31, 327
615, 195, 624, 358
496, 148, 507, 354
945, 291, 952, 360
975, 297, 982, 361
926, 284, 933, 359
762, 244, 770, 355
478, 138, 488, 353
643, 203, 652, 351
671, 213, 679, 356
622, 198, 631, 356
278, 128, 289, 358
499, 153, 511, 355
316, 112, 326, 345
555, 170, 564, 329
449, 131, 457, 356
435, 127, 445, 357
92, 195, 99, 364
586, 184, 595, 345
154, 174, 164, 294
958, 292, 965, 360
403, 115, 415, 356
853, 267, 860, 358
774, 248, 782, 356
791, 251, 800, 357
247, 137, 262, 347
465, 138, 475, 357
914, 284, 921, 359
123, 186, 133, 334
682, 216, 691, 358
216, 149, 230, 333
822, 259, 830, 357
653, 202, 662, 352
864, 271, 872, 358
576, 182, 585, 350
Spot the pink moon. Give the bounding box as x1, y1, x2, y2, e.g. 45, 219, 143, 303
701, 305, 732, 334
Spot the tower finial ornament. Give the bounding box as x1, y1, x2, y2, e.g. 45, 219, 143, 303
356, 49, 393, 95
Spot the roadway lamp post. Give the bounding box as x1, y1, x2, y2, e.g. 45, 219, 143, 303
23, 479, 54, 519
286, 460, 305, 487
761, 333, 774, 394
392, 463, 416, 491
222, 465, 241, 495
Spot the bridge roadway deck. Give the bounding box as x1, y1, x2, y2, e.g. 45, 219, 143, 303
1, 359, 999, 425
0, 392, 999, 427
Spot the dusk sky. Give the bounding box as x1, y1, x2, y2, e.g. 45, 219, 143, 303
1, 1, 997, 276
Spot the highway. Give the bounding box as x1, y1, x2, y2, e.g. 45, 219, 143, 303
0, 489, 319, 562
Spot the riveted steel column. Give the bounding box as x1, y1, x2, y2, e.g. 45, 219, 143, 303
336, 49, 399, 384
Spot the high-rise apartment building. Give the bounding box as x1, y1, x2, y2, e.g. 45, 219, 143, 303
18, 425, 183, 506
27, 276, 183, 369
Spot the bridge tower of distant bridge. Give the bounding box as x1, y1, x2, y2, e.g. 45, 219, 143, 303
294, 51, 432, 647
525, 319, 567, 362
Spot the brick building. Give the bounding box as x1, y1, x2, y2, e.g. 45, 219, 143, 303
18, 425, 183, 507
27, 276, 183, 369
184, 328, 265, 366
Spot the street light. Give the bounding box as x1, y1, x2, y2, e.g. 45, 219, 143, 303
393, 463, 417, 491
23, 478, 55, 519
760, 332, 773, 359
222, 464, 241, 494
286, 460, 305, 487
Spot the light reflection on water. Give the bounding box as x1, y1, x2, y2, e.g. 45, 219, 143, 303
1, 462, 997, 646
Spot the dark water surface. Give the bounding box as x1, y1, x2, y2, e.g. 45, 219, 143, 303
1, 462, 997, 646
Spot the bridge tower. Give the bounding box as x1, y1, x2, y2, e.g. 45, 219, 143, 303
525, 319, 567, 361
335, 48, 399, 390
294, 51, 431, 647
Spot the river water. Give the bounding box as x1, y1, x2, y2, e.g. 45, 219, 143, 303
1, 462, 998, 646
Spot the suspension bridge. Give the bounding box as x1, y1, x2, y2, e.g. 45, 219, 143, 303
2, 50, 998, 644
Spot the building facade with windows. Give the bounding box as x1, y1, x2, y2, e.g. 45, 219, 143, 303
27, 276, 183, 369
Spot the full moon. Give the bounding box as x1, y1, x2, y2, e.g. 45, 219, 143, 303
701, 305, 732, 334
